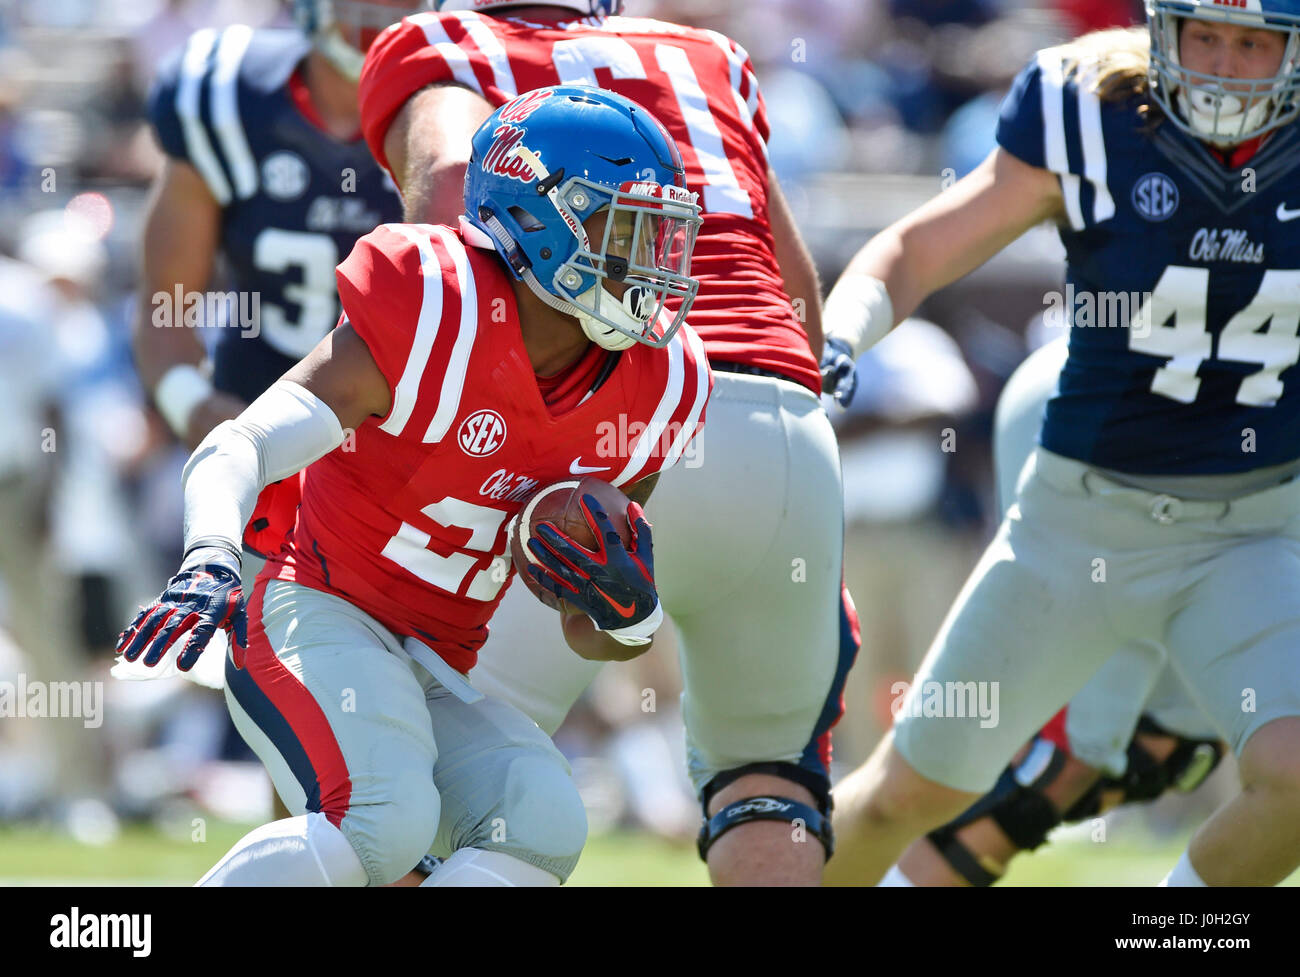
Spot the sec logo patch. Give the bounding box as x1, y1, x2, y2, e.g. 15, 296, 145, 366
459, 409, 507, 457
262, 151, 310, 201
1132, 172, 1179, 222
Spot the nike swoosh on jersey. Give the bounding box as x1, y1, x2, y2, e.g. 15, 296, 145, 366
569, 459, 611, 475
1277, 203, 1300, 222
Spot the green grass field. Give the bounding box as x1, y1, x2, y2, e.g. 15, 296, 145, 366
1, 820, 1294, 885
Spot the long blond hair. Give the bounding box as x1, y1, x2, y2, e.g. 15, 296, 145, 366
1059, 25, 1163, 120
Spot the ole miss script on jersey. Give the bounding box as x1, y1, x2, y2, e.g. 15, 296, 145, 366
264, 221, 710, 673
358, 10, 821, 393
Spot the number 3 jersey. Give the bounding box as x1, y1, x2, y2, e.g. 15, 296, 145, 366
998, 47, 1300, 475
356, 10, 821, 394
148, 27, 403, 404
266, 221, 710, 673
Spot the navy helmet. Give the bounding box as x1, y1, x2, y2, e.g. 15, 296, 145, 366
465, 85, 701, 351
1147, 0, 1300, 144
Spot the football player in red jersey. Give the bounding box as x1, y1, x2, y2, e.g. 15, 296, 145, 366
357, 0, 860, 885
117, 86, 710, 886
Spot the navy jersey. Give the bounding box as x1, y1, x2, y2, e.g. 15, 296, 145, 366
148, 27, 404, 404
998, 48, 1300, 474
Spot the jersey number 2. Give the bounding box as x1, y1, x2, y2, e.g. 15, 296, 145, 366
380, 496, 510, 601
1129, 266, 1300, 407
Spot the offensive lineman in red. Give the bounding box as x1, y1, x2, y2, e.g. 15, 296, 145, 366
116, 86, 710, 886
359, 1, 859, 885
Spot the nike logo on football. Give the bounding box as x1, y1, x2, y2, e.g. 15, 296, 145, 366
569, 459, 611, 475
1277, 203, 1300, 222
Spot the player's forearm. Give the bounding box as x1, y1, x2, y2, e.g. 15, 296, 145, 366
182, 380, 344, 556
385, 84, 493, 224
561, 611, 654, 662
767, 168, 824, 357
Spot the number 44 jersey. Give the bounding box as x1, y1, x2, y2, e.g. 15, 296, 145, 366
998, 47, 1300, 475
267, 221, 711, 673
148, 28, 404, 404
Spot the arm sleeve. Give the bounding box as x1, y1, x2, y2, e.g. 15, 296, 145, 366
360, 16, 496, 177
182, 380, 345, 555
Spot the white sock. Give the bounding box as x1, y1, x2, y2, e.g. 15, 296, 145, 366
197, 813, 367, 887
1159, 850, 1208, 887
419, 848, 560, 887
878, 863, 917, 887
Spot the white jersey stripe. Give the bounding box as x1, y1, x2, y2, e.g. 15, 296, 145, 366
410, 11, 486, 95
210, 25, 259, 200
654, 43, 753, 217
660, 326, 709, 471
176, 29, 232, 206
1036, 50, 1084, 231
449, 11, 518, 98
612, 336, 685, 488
704, 30, 756, 132
424, 225, 478, 444
1075, 63, 1114, 224
380, 225, 445, 438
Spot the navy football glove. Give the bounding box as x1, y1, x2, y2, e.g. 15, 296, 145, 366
117, 545, 247, 672
820, 336, 857, 407
527, 495, 661, 644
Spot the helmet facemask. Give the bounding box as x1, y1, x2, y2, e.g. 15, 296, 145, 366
310, 0, 430, 80
1146, 0, 1300, 146
496, 146, 702, 351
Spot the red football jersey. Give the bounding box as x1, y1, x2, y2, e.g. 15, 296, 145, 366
358, 10, 821, 393
266, 221, 710, 673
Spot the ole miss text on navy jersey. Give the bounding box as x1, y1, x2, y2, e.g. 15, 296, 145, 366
998, 47, 1300, 474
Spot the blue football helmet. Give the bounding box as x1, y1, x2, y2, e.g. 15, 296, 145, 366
432, 1, 624, 14
464, 85, 701, 351
1147, 0, 1300, 145
293, 0, 431, 79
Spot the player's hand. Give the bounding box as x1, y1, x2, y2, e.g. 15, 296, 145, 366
820, 336, 857, 407
116, 546, 247, 672
526, 495, 661, 644
185, 391, 248, 449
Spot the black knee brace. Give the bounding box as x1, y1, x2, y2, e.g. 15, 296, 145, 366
926, 737, 1069, 886
697, 762, 834, 861
1063, 715, 1225, 820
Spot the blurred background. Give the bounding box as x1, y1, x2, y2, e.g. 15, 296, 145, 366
0, 0, 1268, 885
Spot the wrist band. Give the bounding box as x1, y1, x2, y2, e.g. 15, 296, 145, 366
601, 600, 664, 646
155, 363, 214, 438
823, 273, 894, 358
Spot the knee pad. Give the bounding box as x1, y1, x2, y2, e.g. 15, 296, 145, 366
467, 754, 588, 883
697, 761, 834, 861
927, 737, 1069, 886
342, 771, 441, 886
1064, 715, 1225, 818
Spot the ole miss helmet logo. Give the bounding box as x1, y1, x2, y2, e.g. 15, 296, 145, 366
484, 125, 537, 183
459, 409, 507, 457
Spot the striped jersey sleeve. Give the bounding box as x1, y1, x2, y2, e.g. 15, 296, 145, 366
995, 49, 1116, 231
609, 321, 712, 489
337, 223, 479, 445
360, 13, 519, 176
146, 25, 260, 206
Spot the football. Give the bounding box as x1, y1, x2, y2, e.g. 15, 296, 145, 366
509, 476, 635, 612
